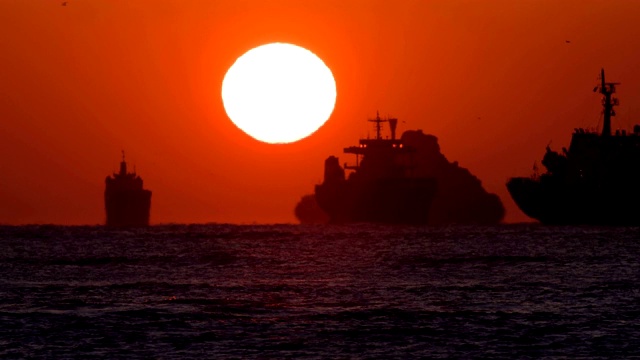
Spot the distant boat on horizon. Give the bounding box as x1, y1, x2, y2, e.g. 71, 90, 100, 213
104, 152, 151, 227
507, 69, 640, 225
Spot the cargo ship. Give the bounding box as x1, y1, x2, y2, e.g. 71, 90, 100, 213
507, 69, 640, 225
104, 152, 152, 227
314, 113, 437, 224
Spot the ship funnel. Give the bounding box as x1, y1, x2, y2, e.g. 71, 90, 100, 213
389, 118, 398, 140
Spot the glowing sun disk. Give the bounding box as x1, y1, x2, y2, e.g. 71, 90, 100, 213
221, 43, 337, 144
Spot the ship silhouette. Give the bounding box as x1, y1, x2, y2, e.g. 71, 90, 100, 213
314, 113, 438, 224
104, 152, 152, 227
507, 69, 640, 225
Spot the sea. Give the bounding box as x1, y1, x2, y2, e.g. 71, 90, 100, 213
0, 224, 639, 359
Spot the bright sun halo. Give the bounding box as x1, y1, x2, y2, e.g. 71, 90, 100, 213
221, 43, 337, 144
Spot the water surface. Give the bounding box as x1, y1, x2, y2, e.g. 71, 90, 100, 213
1, 224, 638, 358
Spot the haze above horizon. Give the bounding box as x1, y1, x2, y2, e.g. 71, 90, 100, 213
2, 0, 640, 225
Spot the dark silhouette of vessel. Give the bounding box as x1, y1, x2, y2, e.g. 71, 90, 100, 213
314, 113, 437, 224
104, 152, 152, 227
507, 69, 640, 225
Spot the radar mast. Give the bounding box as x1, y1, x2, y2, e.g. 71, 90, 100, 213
595, 68, 620, 137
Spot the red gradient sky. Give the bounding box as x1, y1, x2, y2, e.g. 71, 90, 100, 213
1, 0, 640, 225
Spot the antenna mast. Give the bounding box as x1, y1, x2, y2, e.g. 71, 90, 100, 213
595, 68, 620, 137
368, 111, 387, 140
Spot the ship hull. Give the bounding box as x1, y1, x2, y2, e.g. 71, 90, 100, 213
104, 189, 151, 227
315, 178, 437, 225
507, 176, 640, 225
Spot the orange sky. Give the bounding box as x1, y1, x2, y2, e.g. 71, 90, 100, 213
2, 0, 640, 225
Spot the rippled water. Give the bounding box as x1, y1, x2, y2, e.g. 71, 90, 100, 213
1, 224, 639, 358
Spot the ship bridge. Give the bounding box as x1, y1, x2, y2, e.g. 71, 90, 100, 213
343, 112, 415, 171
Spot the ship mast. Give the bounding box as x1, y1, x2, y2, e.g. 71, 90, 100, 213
119, 150, 127, 175
368, 111, 398, 140
369, 111, 386, 140
595, 68, 620, 137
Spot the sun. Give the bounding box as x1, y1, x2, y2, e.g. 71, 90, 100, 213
221, 43, 337, 144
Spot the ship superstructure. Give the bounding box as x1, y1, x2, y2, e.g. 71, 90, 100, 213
104, 152, 152, 227
314, 113, 437, 224
507, 69, 640, 225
